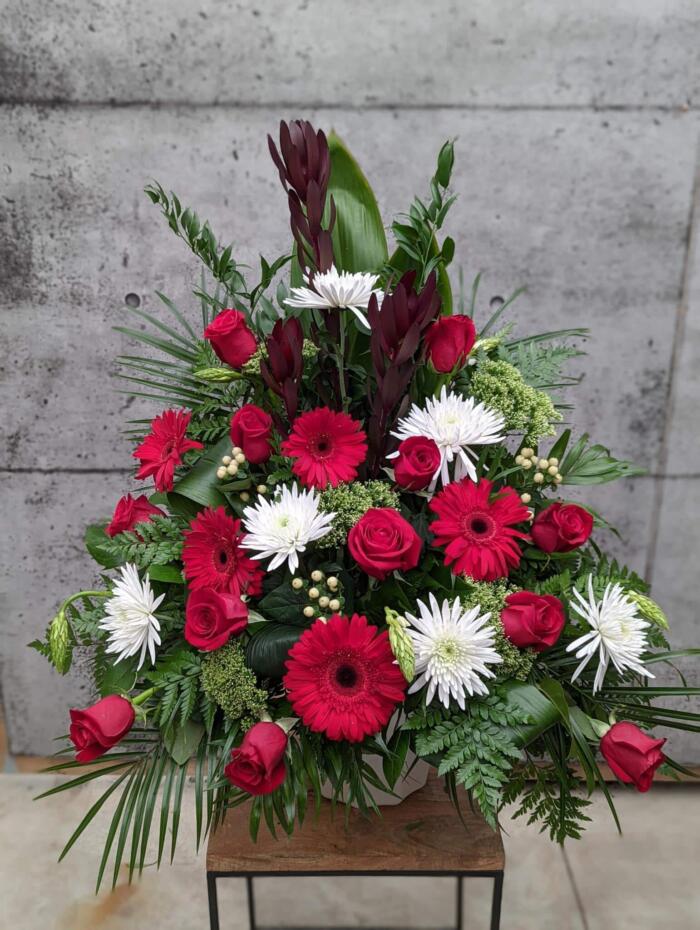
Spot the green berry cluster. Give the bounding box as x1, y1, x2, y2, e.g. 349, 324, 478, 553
201, 643, 268, 729
469, 359, 561, 443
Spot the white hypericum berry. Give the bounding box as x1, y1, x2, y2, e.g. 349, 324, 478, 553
548, 465, 558, 475
235, 453, 246, 464
522, 460, 532, 470
292, 578, 304, 590
227, 462, 239, 476
256, 484, 268, 494
240, 491, 251, 502
311, 569, 324, 583
520, 492, 532, 504
548, 457, 559, 467
318, 596, 330, 609
538, 458, 549, 469
327, 576, 339, 590
329, 598, 341, 612
534, 473, 545, 484
308, 587, 320, 600
216, 466, 227, 480
222, 455, 232, 465
515, 454, 524, 465
232, 446, 242, 456
303, 606, 315, 618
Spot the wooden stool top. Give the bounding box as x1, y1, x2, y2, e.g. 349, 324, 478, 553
206, 776, 505, 875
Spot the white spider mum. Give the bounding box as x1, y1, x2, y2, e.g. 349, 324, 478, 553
284, 265, 382, 329
405, 594, 502, 708
566, 576, 653, 693
391, 386, 505, 488
241, 484, 335, 573
99, 563, 164, 669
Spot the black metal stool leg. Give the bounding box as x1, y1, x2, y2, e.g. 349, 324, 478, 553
207, 873, 220, 930
455, 875, 464, 930
246, 875, 257, 930
490, 871, 504, 930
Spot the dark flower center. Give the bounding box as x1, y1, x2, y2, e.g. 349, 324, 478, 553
335, 664, 358, 688
462, 511, 496, 540
312, 433, 333, 458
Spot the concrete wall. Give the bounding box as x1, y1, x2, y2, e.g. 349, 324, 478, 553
1, 1, 699, 756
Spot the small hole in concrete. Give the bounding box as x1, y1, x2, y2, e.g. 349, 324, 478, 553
125, 292, 141, 308
489, 295, 504, 310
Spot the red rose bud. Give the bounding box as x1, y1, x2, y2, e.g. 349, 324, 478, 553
69, 695, 135, 763
105, 493, 165, 537
600, 722, 666, 792
185, 588, 248, 651
424, 314, 477, 373
224, 721, 288, 795
203, 309, 257, 369
501, 591, 566, 652
230, 404, 274, 464
393, 436, 441, 491
348, 507, 422, 580
531, 502, 593, 553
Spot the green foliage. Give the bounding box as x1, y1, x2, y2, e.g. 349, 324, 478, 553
553, 430, 645, 485
326, 130, 389, 275
145, 650, 204, 729
409, 692, 529, 828
201, 643, 268, 728
503, 762, 592, 842
469, 359, 562, 443
318, 480, 400, 548
502, 333, 586, 393
246, 624, 303, 678
102, 515, 186, 569
145, 183, 248, 297
387, 140, 455, 312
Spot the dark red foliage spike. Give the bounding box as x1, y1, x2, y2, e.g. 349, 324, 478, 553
268, 120, 335, 277
366, 272, 442, 475
260, 318, 304, 425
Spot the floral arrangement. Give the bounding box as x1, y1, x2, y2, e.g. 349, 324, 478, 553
34, 121, 699, 889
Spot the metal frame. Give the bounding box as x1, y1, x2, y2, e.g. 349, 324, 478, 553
207, 868, 504, 930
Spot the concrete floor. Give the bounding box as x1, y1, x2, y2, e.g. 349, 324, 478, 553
0, 773, 698, 930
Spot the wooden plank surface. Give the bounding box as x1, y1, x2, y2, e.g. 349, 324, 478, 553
206, 777, 505, 875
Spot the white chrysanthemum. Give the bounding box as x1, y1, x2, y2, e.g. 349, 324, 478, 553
99, 564, 164, 669
241, 484, 336, 573
391, 386, 505, 488
284, 265, 382, 329
405, 594, 502, 708
566, 576, 653, 693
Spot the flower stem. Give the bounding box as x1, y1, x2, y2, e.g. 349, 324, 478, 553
131, 686, 160, 707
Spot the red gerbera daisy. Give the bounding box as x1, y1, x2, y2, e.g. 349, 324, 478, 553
281, 407, 367, 489
133, 409, 203, 492
429, 478, 530, 581
284, 614, 406, 742
182, 507, 264, 597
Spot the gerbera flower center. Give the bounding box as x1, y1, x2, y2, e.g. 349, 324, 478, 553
335, 663, 359, 688
311, 433, 333, 458
462, 511, 496, 540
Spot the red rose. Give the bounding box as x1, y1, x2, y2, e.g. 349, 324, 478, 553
185, 588, 248, 651
69, 695, 135, 763
230, 404, 274, 464
501, 591, 565, 652
531, 503, 593, 553
348, 508, 422, 580
424, 315, 477, 373
203, 309, 257, 369
600, 722, 666, 792
224, 721, 287, 795
393, 436, 441, 491
105, 493, 165, 537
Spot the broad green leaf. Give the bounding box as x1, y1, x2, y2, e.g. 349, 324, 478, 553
163, 720, 205, 765
246, 624, 303, 678
170, 434, 231, 511
501, 680, 559, 748
326, 130, 388, 274
256, 582, 309, 625
148, 564, 184, 584
97, 656, 138, 697
85, 523, 123, 569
